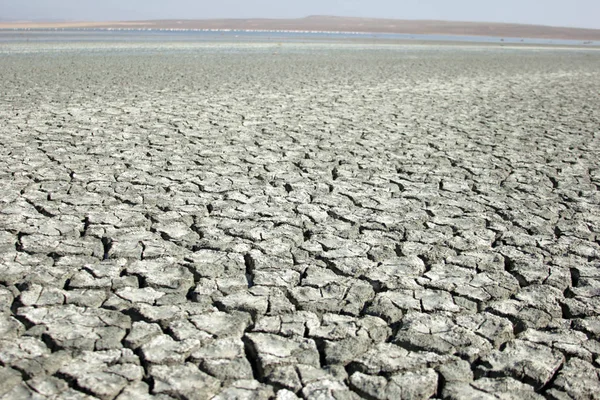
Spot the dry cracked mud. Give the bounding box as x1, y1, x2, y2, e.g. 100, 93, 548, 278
1, 41, 600, 399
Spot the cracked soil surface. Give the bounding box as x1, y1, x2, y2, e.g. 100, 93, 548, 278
1, 42, 600, 399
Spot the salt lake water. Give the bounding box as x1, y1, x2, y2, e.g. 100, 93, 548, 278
0, 28, 598, 47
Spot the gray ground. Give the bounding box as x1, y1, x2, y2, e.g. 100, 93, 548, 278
1, 42, 600, 400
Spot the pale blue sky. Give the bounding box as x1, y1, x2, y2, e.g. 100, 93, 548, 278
1, 0, 599, 29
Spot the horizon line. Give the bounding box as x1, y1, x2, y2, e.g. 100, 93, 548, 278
2, 15, 600, 31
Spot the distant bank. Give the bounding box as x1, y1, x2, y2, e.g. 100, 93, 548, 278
1, 15, 600, 41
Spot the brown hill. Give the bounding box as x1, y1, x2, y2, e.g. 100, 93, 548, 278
1, 15, 599, 41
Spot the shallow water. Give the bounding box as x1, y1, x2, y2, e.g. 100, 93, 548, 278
0, 28, 598, 47
1, 30, 599, 57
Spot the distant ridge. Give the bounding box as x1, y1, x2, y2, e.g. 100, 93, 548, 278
1, 15, 600, 41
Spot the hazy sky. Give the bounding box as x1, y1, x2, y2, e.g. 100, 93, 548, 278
2, 0, 599, 29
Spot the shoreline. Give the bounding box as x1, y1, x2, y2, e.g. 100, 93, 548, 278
1, 16, 599, 41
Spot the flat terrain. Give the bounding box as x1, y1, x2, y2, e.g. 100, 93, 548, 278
1, 40, 600, 399
2, 16, 600, 41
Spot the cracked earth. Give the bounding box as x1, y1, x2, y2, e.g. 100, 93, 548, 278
1, 43, 600, 399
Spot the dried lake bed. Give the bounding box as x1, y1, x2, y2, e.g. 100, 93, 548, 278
1, 37, 600, 399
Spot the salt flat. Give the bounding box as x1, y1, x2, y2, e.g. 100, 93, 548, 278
0, 40, 599, 399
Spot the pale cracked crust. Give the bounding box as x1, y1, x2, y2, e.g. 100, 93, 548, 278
0, 41, 599, 399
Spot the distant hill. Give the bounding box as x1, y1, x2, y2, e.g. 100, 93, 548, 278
1, 15, 599, 41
